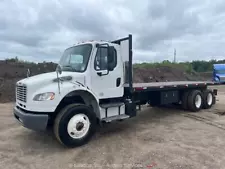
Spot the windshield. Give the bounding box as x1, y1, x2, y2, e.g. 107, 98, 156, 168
215, 69, 225, 74
59, 44, 92, 72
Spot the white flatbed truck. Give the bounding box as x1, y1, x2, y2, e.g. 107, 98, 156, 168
14, 34, 220, 148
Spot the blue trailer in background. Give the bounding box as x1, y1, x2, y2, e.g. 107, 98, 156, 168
213, 64, 225, 83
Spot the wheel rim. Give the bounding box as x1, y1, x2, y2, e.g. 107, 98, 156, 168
207, 93, 213, 105
195, 94, 202, 108
67, 114, 90, 139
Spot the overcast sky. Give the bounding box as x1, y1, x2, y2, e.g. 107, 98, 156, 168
0, 0, 225, 63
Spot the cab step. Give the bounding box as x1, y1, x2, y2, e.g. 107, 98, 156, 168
102, 114, 130, 122
100, 102, 124, 108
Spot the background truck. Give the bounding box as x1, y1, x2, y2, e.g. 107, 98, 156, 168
14, 34, 220, 148
213, 64, 225, 83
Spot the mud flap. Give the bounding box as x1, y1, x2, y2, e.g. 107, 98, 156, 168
213, 89, 217, 96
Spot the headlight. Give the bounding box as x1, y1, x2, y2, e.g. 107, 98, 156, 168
33, 92, 55, 101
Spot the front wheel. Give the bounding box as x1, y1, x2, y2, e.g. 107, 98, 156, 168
54, 104, 97, 148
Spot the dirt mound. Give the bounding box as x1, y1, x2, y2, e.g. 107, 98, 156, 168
133, 66, 209, 83
0, 60, 57, 103
0, 60, 210, 103
0, 60, 57, 78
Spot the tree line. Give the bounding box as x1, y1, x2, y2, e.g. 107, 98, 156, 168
3, 57, 225, 73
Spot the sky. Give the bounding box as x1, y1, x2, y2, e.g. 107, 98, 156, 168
0, 0, 225, 63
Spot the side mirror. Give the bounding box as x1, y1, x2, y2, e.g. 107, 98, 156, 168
107, 46, 115, 71
56, 64, 62, 75
107, 46, 114, 58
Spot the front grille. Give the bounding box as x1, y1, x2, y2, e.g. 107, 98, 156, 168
16, 84, 27, 103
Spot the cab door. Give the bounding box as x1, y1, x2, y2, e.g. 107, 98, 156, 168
90, 45, 124, 99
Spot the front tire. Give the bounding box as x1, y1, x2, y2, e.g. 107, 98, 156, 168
54, 104, 97, 148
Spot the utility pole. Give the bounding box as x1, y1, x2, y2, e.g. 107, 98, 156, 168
173, 48, 176, 63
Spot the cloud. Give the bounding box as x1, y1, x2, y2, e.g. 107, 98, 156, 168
0, 0, 225, 63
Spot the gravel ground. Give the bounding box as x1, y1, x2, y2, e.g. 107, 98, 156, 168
1, 86, 225, 169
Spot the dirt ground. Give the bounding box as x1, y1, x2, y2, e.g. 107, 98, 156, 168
0, 85, 225, 169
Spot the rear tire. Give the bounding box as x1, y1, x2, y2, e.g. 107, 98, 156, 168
202, 89, 214, 109
187, 90, 203, 112
54, 104, 97, 148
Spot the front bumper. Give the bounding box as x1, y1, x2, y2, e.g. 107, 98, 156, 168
13, 107, 49, 131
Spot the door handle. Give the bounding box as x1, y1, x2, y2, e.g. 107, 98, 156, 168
97, 70, 109, 76
97, 72, 102, 76
116, 78, 121, 87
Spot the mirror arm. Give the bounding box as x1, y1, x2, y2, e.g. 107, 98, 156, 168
56, 64, 62, 94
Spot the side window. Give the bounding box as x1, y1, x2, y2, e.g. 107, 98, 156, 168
94, 47, 117, 71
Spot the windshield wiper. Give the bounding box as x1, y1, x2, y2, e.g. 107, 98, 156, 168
62, 65, 77, 71
63, 65, 73, 68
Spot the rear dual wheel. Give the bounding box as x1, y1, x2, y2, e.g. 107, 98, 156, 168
202, 89, 215, 109
187, 90, 203, 112
182, 89, 214, 112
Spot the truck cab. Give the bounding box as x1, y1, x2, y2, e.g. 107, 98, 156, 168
213, 64, 225, 83
14, 35, 134, 147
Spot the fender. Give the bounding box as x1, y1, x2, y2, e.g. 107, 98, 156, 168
55, 83, 101, 119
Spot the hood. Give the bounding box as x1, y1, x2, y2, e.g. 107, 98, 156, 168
17, 71, 85, 86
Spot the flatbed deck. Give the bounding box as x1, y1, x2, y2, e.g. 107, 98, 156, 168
124, 81, 219, 91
